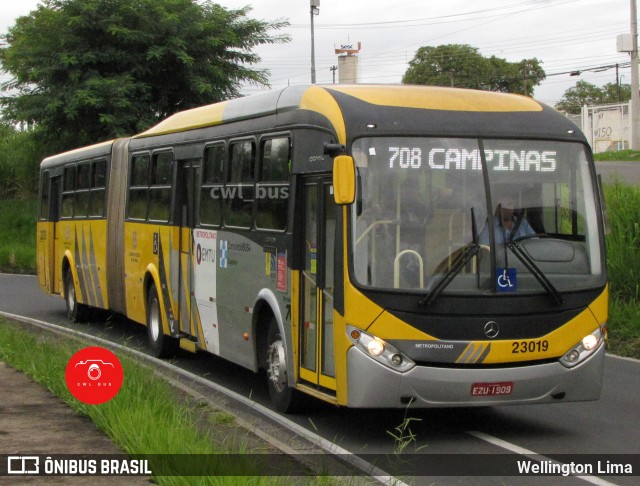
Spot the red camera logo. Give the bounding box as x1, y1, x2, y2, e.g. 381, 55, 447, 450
65, 347, 124, 404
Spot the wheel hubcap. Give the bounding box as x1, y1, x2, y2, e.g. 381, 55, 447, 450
67, 281, 75, 312
149, 298, 160, 341
267, 338, 287, 392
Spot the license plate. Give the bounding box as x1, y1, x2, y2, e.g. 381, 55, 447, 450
470, 381, 514, 397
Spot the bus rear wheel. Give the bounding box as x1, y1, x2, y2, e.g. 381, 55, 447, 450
266, 318, 301, 413
146, 285, 178, 358
64, 270, 86, 322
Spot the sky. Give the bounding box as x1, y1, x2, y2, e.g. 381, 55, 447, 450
0, 0, 634, 106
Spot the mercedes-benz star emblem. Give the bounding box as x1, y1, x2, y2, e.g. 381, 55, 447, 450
484, 321, 500, 339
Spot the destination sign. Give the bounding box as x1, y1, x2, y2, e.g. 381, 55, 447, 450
384, 146, 557, 173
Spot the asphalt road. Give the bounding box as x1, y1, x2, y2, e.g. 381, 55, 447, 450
0, 273, 638, 485
596, 161, 640, 185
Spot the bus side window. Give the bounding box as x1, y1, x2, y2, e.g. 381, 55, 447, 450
128, 154, 150, 220
75, 162, 91, 218
89, 159, 107, 218
61, 165, 76, 218
149, 152, 172, 222
224, 140, 255, 228
256, 137, 290, 231
200, 143, 225, 227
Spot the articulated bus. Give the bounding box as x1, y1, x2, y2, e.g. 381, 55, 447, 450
37, 85, 608, 412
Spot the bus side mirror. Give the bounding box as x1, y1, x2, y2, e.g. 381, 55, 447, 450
333, 155, 355, 205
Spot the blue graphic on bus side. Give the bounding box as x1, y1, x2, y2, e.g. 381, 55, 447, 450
219, 240, 228, 268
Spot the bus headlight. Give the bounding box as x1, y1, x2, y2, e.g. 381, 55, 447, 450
347, 325, 415, 372
582, 334, 598, 351
367, 338, 385, 356
560, 327, 604, 368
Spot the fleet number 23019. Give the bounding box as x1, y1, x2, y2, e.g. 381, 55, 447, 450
511, 340, 549, 354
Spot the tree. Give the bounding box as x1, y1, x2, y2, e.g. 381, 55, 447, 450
0, 0, 289, 152
603, 82, 632, 104
402, 44, 545, 97
0, 125, 43, 199
555, 80, 632, 114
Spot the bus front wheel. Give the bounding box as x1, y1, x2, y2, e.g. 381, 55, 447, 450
266, 318, 301, 413
146, 285, 178, 358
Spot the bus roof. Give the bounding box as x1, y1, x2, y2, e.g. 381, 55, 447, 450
41, 140, 115, 169
326, 84, 542, 112
134, 85, 545, 142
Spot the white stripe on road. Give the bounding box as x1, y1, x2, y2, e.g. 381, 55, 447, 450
468, 430, 619, 486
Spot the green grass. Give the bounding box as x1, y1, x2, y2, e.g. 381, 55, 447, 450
603, 183, 640, 301
0, 199, 37, 273
607, 298, 640, 358
594, 149, 640, 162
602, 182, 640, 359
0, 318, 315, 484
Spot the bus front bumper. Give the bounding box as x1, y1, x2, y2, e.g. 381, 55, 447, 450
346, 343, 605, 408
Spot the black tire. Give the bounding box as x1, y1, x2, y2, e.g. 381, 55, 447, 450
266, 318, 301, 413
64, 269, 87, 322
146, 285, 178, 358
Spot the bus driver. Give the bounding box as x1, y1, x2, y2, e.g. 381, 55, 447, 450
479, 195, 535, 245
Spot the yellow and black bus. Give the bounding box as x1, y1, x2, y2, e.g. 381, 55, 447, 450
37, 85, 608, 412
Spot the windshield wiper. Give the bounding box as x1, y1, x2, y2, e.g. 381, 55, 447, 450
506, 240, 563, 305
419, 243, 480, 306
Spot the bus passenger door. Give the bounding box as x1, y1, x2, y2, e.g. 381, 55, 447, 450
38, 173, 60, 292
299, 177, 337, 392
176, 160, 199, 344
50, 176, 62, 294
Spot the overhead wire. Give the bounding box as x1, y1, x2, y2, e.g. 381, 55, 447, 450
288, 0, 581, 29
243, 0, 629, 103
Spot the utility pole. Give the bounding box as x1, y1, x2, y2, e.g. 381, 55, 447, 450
330, 65, 337, 84
631, 0, 640, 149
310, 1, 320, 84
616, 63, 621, 102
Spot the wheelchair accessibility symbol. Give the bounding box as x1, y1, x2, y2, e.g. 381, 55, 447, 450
496, 268, 517, 292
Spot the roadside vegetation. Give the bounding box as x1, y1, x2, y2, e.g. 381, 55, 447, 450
603, 183, 640, 358
0, 125, 41, 274
0, 318, 341, 485
594, 149, 640, 162
0, 199, 37, 274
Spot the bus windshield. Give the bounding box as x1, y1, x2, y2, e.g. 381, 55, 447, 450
351, 137, 604, 295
